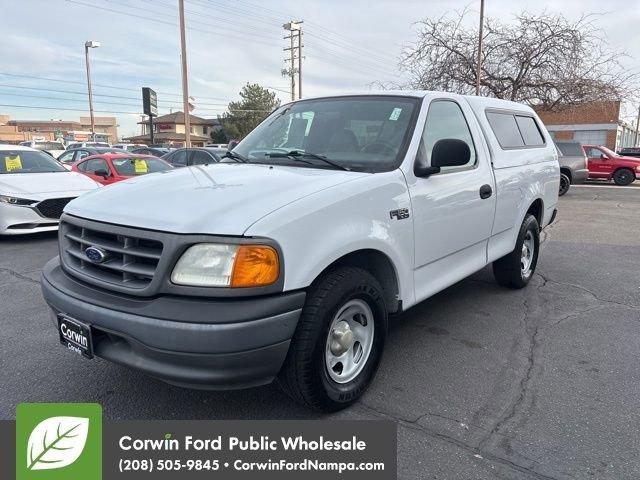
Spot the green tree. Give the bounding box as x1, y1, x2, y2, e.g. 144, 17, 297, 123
215, 83, 280, 140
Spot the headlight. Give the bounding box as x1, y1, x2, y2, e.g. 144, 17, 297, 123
0, 195, 37, 205
171, 243, 279, 288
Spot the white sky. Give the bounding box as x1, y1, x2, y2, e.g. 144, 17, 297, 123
1, 0, 638, 138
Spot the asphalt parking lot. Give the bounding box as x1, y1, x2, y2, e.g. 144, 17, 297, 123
1, 182, 639, 479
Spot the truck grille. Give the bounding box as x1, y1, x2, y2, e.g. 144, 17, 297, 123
60, 219, 163, 290
36, 197, 76, 219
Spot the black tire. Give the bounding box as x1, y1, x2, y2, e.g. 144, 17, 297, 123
613, 168, 635, 186
558, 173, 570, 196
277, 267, 388, 411
493, 214, 540, 289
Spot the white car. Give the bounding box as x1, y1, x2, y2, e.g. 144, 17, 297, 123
112, 143, 147, 151
19, 140, 66, 159
41, 92, 559, 410
65, 142, 111, 150
0, 145, 101, 235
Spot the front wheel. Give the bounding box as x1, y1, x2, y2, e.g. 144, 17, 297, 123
613, 168, 635, 186
559, 173, 570, 196
277, 267, 387, 411
493, 214, 540, 289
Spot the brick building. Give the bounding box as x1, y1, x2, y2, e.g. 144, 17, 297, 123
0, 115, 118, 144
535, 101, 638, 150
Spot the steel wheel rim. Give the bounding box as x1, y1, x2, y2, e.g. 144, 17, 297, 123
325, 299, 375, 384
520, 230, 535, 278
560, 176, 569, 194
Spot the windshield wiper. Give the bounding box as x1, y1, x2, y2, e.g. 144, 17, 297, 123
268, 150, 350, 171
222, 150, 249, 163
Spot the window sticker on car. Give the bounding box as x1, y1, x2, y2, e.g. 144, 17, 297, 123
4, 155, 22, 171
134, 159, 148, 173
389, 108, 403, 121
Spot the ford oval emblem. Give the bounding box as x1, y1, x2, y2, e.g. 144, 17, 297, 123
85, 246, 107, 263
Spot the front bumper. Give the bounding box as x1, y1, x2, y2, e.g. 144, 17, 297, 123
41, 257, 305, 389
0, 203, 59, 235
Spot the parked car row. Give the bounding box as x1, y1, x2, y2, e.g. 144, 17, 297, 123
553, 141, 640, 194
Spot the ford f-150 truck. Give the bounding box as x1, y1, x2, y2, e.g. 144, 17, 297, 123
41, 92, 559, 411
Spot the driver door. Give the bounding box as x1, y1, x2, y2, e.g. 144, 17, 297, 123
584, 146, 611, 179
407, 98, 496, 303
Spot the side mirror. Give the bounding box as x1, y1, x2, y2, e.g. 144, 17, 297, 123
94, 169, 109, 178
414, 138, 471, 178
600, 154, 608, 159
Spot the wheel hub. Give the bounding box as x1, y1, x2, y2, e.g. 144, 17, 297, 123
330, 320, 354, 356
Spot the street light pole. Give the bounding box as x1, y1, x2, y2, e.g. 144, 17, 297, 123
475, 0, 485, 96
179, 0, 191, 148
84, 40, 100, 141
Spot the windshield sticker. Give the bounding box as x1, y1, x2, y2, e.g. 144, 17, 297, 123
4, 155, 22, 172
134, 159, 148, 173
389, 108, 403, 121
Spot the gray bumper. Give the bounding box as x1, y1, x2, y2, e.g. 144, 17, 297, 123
572, 168, 589, 184
41, 257, 305, 389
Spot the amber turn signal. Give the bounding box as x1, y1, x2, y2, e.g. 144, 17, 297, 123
230, 245, 279, 288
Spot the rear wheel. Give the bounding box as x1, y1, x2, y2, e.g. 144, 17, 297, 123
613, 168, 635, 186
559, 173, 571, 196
277, 267, 387, 411
493, 214, 540, 289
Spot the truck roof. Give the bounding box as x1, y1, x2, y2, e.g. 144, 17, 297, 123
295, 90, 536, 114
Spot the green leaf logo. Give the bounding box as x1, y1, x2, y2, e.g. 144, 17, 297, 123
26, 416, 89, 471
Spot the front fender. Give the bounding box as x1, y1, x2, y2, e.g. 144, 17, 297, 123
244, 170, 415, 307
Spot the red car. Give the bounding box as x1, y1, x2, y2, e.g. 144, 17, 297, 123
72, 153, 173, 185
582, 145, 640, 186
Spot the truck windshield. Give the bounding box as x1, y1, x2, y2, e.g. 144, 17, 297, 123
231, 96, 420, 173
0, 150, 66, 174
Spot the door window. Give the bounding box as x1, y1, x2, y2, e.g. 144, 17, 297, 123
191, 150, 216, 165
76, 150, 91, 160
418, 100, 477, 172
58, 151, 75, 163
169, 150, 188, 166
585, 147, 605, 158
84, 158, 109, 174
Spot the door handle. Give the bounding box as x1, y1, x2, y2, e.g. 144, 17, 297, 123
479, 184, 492, 199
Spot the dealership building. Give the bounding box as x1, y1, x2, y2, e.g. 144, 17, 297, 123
535, 101, 638, 151
127, 112, 219, 147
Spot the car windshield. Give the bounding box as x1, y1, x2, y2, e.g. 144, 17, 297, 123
111, 157, 172, 176
0, 150, 66, 174
34, 142, 65, 151
230, 95, 420, 172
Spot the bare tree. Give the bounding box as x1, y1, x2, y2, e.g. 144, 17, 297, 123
398, 10, 638, 109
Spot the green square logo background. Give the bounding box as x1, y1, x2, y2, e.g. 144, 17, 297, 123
16, 403, 102, 480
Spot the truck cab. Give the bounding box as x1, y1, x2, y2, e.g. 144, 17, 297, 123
41, 92, 559, 410
582, 144, 640, 186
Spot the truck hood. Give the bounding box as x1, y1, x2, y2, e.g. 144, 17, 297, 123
0, 171, 100, 197
65, 163, 368, 235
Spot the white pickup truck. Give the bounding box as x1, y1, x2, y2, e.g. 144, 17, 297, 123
41, 92, 559, 410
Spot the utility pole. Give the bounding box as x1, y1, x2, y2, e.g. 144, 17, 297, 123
84, 40, 100, 140
179, 0, 191, 147
283, 21, 303, 101
635, 104, 640, 146
475, 0, 485, 96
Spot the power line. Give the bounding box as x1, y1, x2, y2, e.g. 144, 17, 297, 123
0, 103, 271, 115
0, 83, 235, 107
0, 72, 239, 102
